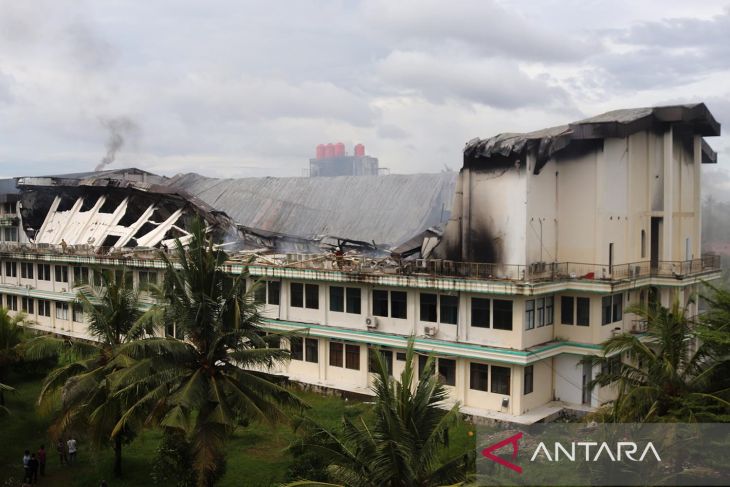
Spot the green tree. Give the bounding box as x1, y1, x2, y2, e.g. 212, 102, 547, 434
25, 269, 146, 477
288, 338, 473, 487
0, 307, 29, 408
589, 297, 730, 422
110, 219, 305, 487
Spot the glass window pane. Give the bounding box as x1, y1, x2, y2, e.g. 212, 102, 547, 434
491, 366, 511, 395
440, 295, 458, 325
329, 342, 343, 367
305, 284, 319, 309
290, 283, 304, 308
267, 281, 280, 305
493, 300, 513, 330
373, 290, 388, 317
305, 338, 319, 363
471, 298, 490, 328
345, 344, 360, 370
346, 287, 361, 314
420, 293, 437, 322
390, 291, 407, 319
329, 286, 344, 312
438, 358, 456, 386
469, 363, 489, 391
561, 296, 574, 325
576, 297, 590, 326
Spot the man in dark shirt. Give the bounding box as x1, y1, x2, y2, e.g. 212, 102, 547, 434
27, 453, 39, 484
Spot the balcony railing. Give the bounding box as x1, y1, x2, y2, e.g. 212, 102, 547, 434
0, 241, 722, 283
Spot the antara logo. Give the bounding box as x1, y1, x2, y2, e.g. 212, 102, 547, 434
481, 432, 661, 473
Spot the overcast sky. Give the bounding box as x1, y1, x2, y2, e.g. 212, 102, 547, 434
1, 1, 730, 191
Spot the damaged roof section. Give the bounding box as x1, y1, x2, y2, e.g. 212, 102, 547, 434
166, 172, 457, 247
464, 103, 721, 173
16, 168, 235, 249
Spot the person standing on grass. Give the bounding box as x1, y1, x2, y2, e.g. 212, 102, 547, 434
67, 437, 77, 464
37, 445, 46, 476
22, 450, 31, 483
57, 438, 67, 465
28, 453, 39, 484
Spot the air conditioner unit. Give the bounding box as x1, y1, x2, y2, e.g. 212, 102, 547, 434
365, 316, 378, 329
611, 327, 622, 337
424, 326, 437, 337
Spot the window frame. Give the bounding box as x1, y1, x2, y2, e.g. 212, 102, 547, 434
524, 365, 534, 395
469, 363, 489, 392
490, 365, 511, 395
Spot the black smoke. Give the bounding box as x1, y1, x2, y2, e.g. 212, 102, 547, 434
95, 117, 138, 171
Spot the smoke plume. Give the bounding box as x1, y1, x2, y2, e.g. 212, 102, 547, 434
95, 116, 138, 171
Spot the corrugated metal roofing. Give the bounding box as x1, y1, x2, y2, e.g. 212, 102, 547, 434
167, 173, 457, 246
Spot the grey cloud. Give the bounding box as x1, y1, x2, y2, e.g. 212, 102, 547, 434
593, 9, 730, 90
64, 20, 118, 70
377, 124, 409, 140
377, 51, 570, 109
364, 0, 594, 62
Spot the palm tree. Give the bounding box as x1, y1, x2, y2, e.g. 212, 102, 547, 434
287, 338, 473, 487
110, 219, 305, 487
0, 307, 29, 408
24, 268, 146, 477
589, 298, 730, 422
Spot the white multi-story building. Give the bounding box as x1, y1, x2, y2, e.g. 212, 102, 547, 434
0, 104, 721, 423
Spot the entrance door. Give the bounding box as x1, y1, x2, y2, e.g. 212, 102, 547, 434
582, 361, 592, 405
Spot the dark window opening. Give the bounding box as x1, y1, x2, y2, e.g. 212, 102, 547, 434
329, 286, 344, 312
470, 363, 489, 391
290, 283, 304, 308
561, 296, 574, 325
345, 344, 360, 370
576, 297, 590, 326
420, 293, 437, 322
471, 298, 490, 328
440, 295, 458, 325
373, 290, 388, 317
524, 365, 534, 395
346, 287, 361, 314
491, 366, 511, 395
493, 300, 513, 330
390, 291, 407, 319
290, 337, 303, 361
267, 281, 280, 305
329, 342, 343, 367
438, 358, 456, 386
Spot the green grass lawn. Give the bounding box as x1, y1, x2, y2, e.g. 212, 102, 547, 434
1, 376, 476, 486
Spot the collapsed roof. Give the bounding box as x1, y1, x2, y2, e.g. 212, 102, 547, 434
16, 169, 234, 249
464, 103, 721, 173
166, 172, 457, 247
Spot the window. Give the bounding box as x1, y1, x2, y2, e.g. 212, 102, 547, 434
420, 293, 437, 322
329, 342, 343, 367
54, 265, 68, 283
55, 302, 69, 320
396, 352, 406, 361
305, 338, 319, 363
138, 271, 157, 288
20, 262, 33, 279
3, 228, 17, 241
346, 288, 361, 314
372, 290, 388, 317
471, 298, 490, 328
536, 298, 545, 327
290, 283, 304, 308
345, 344, 360, 370
601, 294, 623, 325
545, 296, 554, 325
418, 354, 431, 379
390, 291, 407, 319
72, 303, 84, 322
6, 295, 17, 311
331, 287, 361, 314
267, 281, 280, 305
304, 284, 319, 309
5, 261, 17, 278
491, 365, 511, 395
612, 294, 623, 323
329, 286, 344, 312
440, 295, 458, 325
525, 299, 535, 330
289, 337, 303, 361
73, 266, 89, 285
576, 297, 590, 326
437, 358, 456, 386
368, 348, 393, 375
601, 355, 621, 379
21, 297, 33, 314
469, 363, 489, 391
561, 296, 574, 325
3, 202, 16, 213
38, 264, 51, 281
493, 300, 513, 330
38, 299, 51, 317
254, 282, 267, 303
524, 365, 534, 395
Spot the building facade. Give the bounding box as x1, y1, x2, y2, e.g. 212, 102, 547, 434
0, 104, 722, 423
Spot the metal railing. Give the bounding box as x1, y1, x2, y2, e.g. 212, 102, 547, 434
0, 241, 722, 283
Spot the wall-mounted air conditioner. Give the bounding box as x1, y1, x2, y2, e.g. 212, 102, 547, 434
424, 326, 437, 337
365, 316, 378, 329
